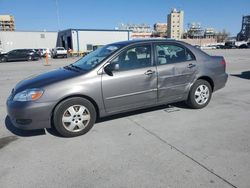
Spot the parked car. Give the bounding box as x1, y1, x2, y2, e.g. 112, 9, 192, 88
0, 49, 40, 63
200, 45, 216, 50
193, 45, 201, 49
51, 47, 67, 58
224, 41, 237, 49
238, 44, 249, 49
216, 45, 226, 49
6, 39, 228, 137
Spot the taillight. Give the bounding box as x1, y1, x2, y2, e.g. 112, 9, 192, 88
220, 59, 226, 68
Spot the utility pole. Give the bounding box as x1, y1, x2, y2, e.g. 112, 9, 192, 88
55, 0, 61, 31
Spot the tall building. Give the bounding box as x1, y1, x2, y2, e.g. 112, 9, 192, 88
0, 15, 15, 31
237, 15, 250, 41
167, 9, 184, 39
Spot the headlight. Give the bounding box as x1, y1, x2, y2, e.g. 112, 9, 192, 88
13, 88, 44, 102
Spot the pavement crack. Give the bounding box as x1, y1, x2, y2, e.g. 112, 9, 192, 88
128, 117, 237, 188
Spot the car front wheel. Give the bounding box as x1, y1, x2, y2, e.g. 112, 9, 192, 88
0, 57, 7, 63
53, 97, 96, 137
187, 80, 212, 109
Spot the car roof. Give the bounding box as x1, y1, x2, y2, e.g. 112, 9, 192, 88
110, 38, 210, 60
112, 38, 176, 46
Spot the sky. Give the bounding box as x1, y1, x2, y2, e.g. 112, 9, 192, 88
0, 0, 249, 36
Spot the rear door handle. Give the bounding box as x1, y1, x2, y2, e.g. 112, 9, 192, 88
144, 70, 155, 76
187, 63, 196, 68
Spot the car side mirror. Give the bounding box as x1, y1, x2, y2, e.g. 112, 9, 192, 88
103, 63, 119, 76
103, 64, 113, 76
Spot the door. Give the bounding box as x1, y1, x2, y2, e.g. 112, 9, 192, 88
19, 50, 28, 60
155, 43, 197, 103
102, 44, 157, 113
7, 50, 18, 61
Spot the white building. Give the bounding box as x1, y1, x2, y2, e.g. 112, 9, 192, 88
117, 23, 153, 39
167, 9, 184, 39
57, 29, 131, 52
0, 29, 131, 53
0, 31, 57, 52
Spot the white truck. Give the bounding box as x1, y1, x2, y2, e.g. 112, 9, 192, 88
51, 47, 68, 58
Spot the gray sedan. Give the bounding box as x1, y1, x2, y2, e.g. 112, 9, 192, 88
6, 39, 228, 137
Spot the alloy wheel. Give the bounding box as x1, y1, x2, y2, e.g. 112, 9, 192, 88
194, 84, 210, 105
62, 105, 91, 132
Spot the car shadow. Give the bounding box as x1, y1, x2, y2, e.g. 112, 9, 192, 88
5, 116, 46, 137
96, 102, 187, 124
231, 71, 250, 80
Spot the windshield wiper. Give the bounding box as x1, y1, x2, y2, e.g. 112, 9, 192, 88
69, 64, 87, 71
63, 65, 81, 72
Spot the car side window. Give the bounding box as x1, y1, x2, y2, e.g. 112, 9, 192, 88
110, 45, 152, 71
156, 44, 195, 65
8, 50, 17, 55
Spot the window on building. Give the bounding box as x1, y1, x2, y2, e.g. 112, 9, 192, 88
40, 34, 45, 39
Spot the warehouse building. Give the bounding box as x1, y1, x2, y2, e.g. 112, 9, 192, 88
57, 29, 131, 52
0, 30, 57, 52
0, 29, 131, 53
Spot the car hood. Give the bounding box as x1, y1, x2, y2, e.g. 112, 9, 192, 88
14, 67, 84, 93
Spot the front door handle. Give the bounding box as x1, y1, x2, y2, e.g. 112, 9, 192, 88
187, 63, 196, 69
144, 70, 155, 76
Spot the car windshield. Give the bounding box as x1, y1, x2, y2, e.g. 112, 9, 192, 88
71, 44, 123, 71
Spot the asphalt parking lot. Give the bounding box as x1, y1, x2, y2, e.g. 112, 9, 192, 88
0, 49, 250, 188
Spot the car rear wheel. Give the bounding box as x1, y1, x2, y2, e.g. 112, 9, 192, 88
187, 79, 212, 109
53, 97, 96, 137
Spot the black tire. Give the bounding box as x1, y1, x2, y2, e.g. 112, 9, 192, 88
0, 57, 7, 63
53, 97, 96, 137
64, 55, 67, 58
187, 79, 212, 109
27, 56, 33, 61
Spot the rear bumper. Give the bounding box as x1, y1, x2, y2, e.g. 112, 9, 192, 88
6, 99, 55, 130
213, 73, 228, 92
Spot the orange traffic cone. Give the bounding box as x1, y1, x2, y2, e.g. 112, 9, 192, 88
44, 51, 50, 66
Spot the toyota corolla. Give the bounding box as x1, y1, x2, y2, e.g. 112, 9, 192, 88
6, 39, 228, 137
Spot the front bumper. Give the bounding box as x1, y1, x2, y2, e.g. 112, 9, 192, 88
6, 99, 55, 130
